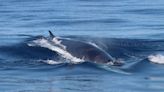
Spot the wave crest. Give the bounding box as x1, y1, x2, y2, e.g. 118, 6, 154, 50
148, 54, 164, 64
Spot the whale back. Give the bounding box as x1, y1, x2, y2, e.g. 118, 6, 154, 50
60, 38, 114, 64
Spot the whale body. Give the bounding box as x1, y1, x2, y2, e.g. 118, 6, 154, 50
40, 31, 123, 66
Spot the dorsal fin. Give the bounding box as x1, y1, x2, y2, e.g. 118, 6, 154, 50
49, 30, 55, 38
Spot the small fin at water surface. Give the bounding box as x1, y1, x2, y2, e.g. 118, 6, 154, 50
48, 30, 55, 39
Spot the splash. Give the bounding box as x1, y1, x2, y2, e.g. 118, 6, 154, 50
28, 38, 84, 64
148, 54, 164, 64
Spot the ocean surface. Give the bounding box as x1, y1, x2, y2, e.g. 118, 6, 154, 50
0, 0, 164, 92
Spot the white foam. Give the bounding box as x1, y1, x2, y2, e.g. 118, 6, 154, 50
28, 38, 84, 64
42, 60, 63, 65
148, 54, 164, 64
52, 37, 66, 50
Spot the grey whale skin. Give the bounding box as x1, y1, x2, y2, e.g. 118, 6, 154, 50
48, 31, 123, 66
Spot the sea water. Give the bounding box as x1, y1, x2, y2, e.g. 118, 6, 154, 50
0, 0, 164, 92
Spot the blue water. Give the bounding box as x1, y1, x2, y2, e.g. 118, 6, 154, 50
0, 0, 164, 92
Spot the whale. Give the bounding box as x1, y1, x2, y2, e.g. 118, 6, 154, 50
32, 31, 123, 66
0, 31, 123, 66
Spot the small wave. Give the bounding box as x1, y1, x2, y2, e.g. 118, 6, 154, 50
28, 38, 84, 64
39, 59, 63, 65
97, 64, 131, 75
148, 54, 164, 64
